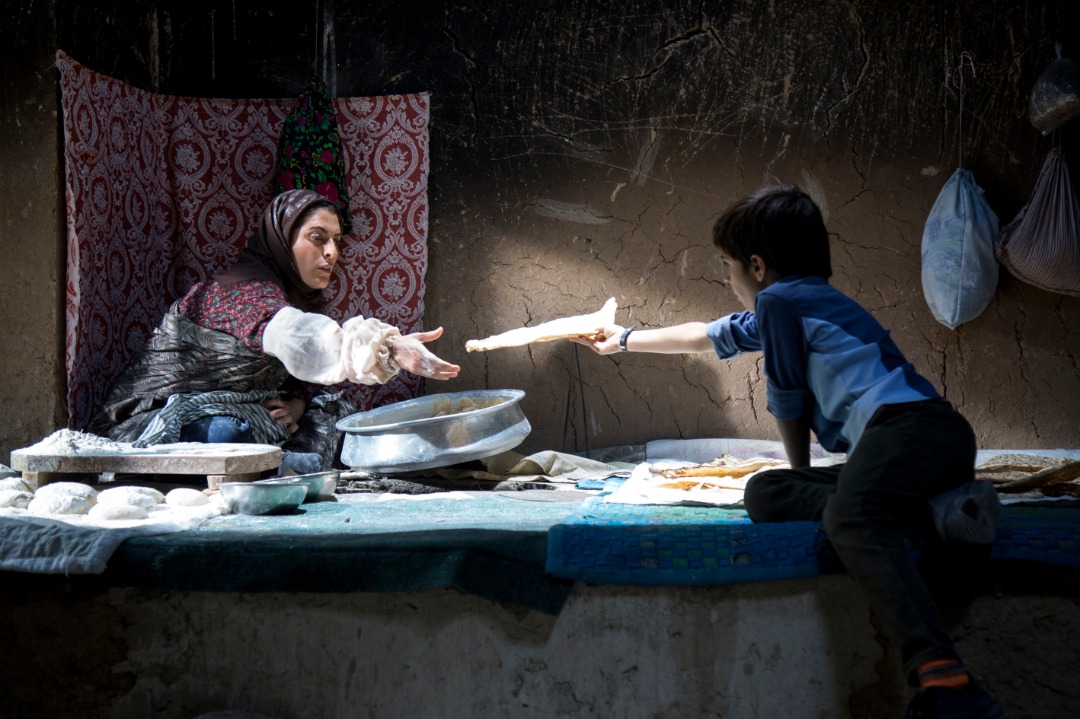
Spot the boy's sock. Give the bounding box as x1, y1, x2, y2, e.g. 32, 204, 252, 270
928, 480, 1002, 544
917, 659, 970, 689
904, 670, 1006, 719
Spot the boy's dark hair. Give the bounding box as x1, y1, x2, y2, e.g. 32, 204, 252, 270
712, 184, 832, 279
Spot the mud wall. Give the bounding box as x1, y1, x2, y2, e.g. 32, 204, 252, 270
3, 566, 1079, 718
2, 0, 1078, 462
0, 0, 66, 463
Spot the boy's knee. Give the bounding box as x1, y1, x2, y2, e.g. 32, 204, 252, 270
821, 491, 861, 535
744, 475, 778, 523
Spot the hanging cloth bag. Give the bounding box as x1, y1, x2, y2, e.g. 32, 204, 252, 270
921, 53, 1000, 329
921, 168, 1000, 329
994, 146, 1080, 296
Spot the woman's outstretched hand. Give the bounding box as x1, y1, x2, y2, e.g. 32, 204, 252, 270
391, 327, 461, 380
569, 324, 625, 355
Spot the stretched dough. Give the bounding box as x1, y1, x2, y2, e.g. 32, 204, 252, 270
466, 298, 618, 352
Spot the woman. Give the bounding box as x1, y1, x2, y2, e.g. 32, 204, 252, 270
87, 189, 460, 472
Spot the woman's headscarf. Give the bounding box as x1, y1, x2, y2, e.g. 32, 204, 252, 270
214, 189, 336, 311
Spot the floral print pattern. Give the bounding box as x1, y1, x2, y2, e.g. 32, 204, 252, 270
275, 79, 353, 234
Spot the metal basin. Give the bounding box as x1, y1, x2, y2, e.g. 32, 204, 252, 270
219, 481, 307, 515
255, 471, 339, 502
336, 389, 531, 474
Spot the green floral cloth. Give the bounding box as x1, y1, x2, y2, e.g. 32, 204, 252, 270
275, 79, 353, 234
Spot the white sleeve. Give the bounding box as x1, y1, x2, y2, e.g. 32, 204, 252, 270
262, 306, 402, 385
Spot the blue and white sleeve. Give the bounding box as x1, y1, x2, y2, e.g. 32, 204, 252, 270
756, 293, 812, 420
705, 311, 762, 359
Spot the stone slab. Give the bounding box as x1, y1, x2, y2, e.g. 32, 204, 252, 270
10, 443, 282, 476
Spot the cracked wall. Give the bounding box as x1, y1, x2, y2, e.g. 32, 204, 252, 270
2, 0, 1078, 462
410, 0, 1080, 453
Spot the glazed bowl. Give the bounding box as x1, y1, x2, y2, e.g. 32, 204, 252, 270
336, 389, 531, 474
219, 481, 307, 515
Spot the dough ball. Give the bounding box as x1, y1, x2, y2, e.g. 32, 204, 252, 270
98, 485, 165, 510
0, 476, 36, 493
28, 482, 98, 515
0, 488, 34, 509
166, 487, 210, 507
88, 503, 149, 521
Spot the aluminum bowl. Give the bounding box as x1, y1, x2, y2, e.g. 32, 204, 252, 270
255, 471, 339, 502
336, 389, 531, 474
219, 481, 307, 515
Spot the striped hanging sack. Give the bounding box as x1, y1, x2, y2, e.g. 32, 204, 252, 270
994, 147, 1080, 296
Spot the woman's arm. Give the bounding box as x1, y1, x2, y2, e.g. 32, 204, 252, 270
262, 307, 458, 384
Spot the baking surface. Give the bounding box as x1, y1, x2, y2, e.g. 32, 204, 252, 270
10, 442, 281, 475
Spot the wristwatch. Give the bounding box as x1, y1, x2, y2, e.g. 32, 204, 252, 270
619, 325, 637, 352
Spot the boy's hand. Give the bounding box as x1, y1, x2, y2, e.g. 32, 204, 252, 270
570, 324, 625, 355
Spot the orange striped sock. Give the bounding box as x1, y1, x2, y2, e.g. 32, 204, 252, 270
917, 659, 971, 689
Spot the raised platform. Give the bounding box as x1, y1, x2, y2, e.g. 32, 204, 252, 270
9, 442, 282, 488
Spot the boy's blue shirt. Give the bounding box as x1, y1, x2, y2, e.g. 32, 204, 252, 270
705, 275, 939, 453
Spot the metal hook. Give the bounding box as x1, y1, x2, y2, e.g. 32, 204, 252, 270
951, 52, 976, 167
950, 51, 976, 91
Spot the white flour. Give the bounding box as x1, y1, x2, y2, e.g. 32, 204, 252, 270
24, 429, 130, 455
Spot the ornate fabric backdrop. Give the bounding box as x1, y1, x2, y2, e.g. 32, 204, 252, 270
57, 51, 429, 429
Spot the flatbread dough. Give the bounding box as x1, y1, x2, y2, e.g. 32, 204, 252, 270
465, 297, 618, 352
166, 487, 210, 507
0, 488, 33, 509
98, 485, 166, 510
88, 503, 149, 521
28, 482, 98, 515
653, 456, 788, 480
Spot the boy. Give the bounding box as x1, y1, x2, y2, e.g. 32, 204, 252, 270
573, 184, 1004, 719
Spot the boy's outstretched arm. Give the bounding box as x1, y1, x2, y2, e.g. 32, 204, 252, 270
776, 416, 812, 469
571, 322, 714, 355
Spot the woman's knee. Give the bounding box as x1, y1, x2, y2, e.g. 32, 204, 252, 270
180, 415, 255, 443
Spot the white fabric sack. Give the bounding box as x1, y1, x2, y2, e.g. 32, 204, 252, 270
921, 168, 1000, 329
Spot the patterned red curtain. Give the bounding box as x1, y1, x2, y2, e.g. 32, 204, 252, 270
57, 51, 429, 428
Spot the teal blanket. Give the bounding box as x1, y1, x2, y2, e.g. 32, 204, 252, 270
106, 492, 579, 614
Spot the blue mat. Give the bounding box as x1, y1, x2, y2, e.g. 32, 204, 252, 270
104, 493, 578, 614
546, 493, 1080, 586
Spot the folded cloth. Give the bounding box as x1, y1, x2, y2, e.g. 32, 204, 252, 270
0, 503, 225, 575
604, 457, 791, 507
646, 437, 843, 465
929, 480, 1003, 544
435, 450, 634, 484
